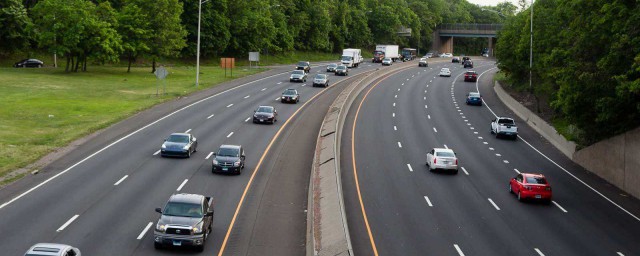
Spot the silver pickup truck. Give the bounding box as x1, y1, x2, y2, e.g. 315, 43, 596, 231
491, 117, 518, 140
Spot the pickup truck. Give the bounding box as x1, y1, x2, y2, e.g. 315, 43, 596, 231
491, 117, 518, 140
154, 193, 214, 252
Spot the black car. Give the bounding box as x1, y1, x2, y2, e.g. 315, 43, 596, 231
253, 105, 277, 124
160, 133, 197, 158
296, 61, 311, 73
462, 56, 471, 64
326, 63, 338, 72
281, 88, 300, 103
452, 57, 460, 63
154, 193, 214, 252
463, 60, 474, 68
14, 59, 44, 68
212, 145, 245, 174
335, 65, 348, 76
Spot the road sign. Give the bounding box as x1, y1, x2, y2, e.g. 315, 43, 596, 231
249, 52, 260, 61
155, 66, 168, 80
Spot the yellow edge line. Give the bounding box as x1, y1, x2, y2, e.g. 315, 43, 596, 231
351, 68, 412, 256
217, 73, 368, 256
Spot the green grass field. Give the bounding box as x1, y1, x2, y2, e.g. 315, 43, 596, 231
0, 65, 263, 181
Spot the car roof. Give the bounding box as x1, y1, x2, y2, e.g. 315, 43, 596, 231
220, 144, 241, 150
465, 70, 477, 73
258, 105, 274, 109
169, 193, 204, 204
433, 148, 455, 154
27, 243, 75, 255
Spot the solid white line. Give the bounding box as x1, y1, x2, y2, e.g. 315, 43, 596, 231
226, 104, 233, 108
205, 152, 214, 159
244, 95, 250, 99
552, 201, 568, 213
454, 244, 465, 256
177, 179, 188, 191
444, 144, 449, 149
514, 168, 521, 174
245, 117, 251, 122
261, 88, 267, 91
153, 150, 160, 156
0, 66, 298, 211
476, 67, 640, 222
114, 175, 128, 186
407, 164, 413, 172
424, 196, 433, 207
461, 167, 469, 175
207, 114, 214, 119
57, 214, 79, 232
398, 142, 402, 148
394, 126, 397, 131
433, 127, 437, 133
227, 132, 234, 138
534, 248, 545, 256
137, 222, 153, 240
488, 198, 501, 210
185, 129, 192, 133
428, 115, 431, 119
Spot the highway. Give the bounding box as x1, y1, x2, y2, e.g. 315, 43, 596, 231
340, 59, 640, 255
0, 62, 379, 255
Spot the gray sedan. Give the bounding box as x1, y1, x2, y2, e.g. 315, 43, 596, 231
160, 133, 197, 158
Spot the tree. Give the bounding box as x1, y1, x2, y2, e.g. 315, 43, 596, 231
179, 0, 231, 58
0, 0, 32, 55
118, 2, 151, 72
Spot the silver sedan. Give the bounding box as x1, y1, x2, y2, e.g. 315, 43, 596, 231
426, 148, 459, 174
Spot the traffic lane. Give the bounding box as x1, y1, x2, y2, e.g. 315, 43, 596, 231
449, 68, 640, 254
0, 64, 376, 254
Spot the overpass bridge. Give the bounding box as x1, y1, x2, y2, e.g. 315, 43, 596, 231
431, 23, 502, 56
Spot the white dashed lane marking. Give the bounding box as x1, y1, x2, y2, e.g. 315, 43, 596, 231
504, 160, 509, 164
137, 222, 153, 240
227, 132, 234, 138
535, 248, 545, 256
393, 113, 396, 117
461, 167, 469, 175
244, 95, 250, 99
488, 198, 501, 210
226, 104, 233, 108
153, 150, 160, 156
496, 154, 502, 157
398, 142, 402, 148
428, 115, 431, 119
424, 196, 433, 207
277, 82, 282, 84
261, 88, 267, 91
552, 201, 568, 213
514, 168, 521, 174
433, 127, 438, 133
177, 179, 188, 191
185, 129, 192, 133
407, 164, 413, 172
205, 152, 214, 159
245, 117, 251, 122
394, 126, 397, 131
114, 175, 128, 186
454, 244, 465, 256
207, 114, 215, 119
57, 215, 80, 232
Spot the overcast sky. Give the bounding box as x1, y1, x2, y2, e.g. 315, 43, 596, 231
466, 0, 520, 7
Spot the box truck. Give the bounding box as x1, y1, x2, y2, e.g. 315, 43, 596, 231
372, 45, 399, 63
341, 49, 363, 68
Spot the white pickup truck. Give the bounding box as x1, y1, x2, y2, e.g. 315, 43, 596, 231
491, 117, 518, 140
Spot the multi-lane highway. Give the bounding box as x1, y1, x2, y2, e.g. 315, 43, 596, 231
0, 62, 380, 255
341, 59, 640, 255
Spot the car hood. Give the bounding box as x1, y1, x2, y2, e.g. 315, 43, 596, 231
163, 141, 187, 149
158, 215, 201, 227
290, 74, 304, 78
314, 79, 327, 82
255, 112, 274, 117
215, 155, 240, 162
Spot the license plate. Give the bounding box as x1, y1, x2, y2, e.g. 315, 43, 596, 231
259, 119, 264, 122
535, 195, 542, 199
173, 240, 182, 246
442, 161, 450, 165
222, 167, 228, 171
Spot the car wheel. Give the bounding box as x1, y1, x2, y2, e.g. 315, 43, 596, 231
517, 192, 523, 202
195, 234, 205, 252
154, 242, 162, 249
281, 100, 285, 103
490, 127, 495, 134
193, 143, 197, 152
453, 169, 459, 175
509, 184, 513, 194
187, 149, 191, 158
38, 64, 43, 68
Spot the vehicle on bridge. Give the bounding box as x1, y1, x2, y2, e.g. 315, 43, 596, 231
401, 48, 417, 61
154, 193, 214, 252
212, 144, 246, 174
373, 45, 399, 63
160, 133, 197, 158
509, 173, 552, 204
426, 148, 459, 174
491, 117, 518, 139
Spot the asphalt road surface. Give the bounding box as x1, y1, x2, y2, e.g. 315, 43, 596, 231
0, 62, 380, 255
341, 59, 640, 256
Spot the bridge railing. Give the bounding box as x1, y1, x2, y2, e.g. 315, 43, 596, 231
437, 23, 503, 31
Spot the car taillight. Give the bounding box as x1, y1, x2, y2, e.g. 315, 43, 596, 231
455, 159, 458, 165
434, 158, 437, 164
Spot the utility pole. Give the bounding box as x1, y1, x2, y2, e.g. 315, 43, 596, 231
196, 0, 210, 87
529, 0, 533, 91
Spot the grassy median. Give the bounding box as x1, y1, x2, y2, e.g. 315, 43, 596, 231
0, 65, 263, 182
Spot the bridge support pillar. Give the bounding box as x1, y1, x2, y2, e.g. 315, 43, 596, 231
488, 37, 493, 56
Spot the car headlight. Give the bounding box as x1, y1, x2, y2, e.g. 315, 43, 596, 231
156, 223, 166, 232
183, 145, 190, 151
161, 144, 166, 149
192, 223, 204, 234
212, 159, 218, 165
234, 161, 241, 167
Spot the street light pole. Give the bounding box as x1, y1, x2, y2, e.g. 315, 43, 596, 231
196, 0, 209, 88
529, 0, 533, 91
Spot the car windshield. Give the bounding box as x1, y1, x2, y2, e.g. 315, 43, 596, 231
436, 151, 455, 157
329, 63, 337, 67
337, 66, 346, 70
341, 56, 352, 61
284, 90, 297, 95
441, 68, 449, 72
166, 134, 189, 143
498, 119, 515, 125
526, 176, 547, 184
469, 93, 480, 97
297, 61, 307, 66
163, 202, 202, 217
257, 107, 273, 113
315, 74, 326, 79
218, 147, 239, 157
292, 70, 304, 75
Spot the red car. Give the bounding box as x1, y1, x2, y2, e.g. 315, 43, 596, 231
464, 71, 478, 82
509, 173, 552, 204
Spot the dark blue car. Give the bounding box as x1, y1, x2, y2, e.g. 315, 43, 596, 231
466, 92, 482, 106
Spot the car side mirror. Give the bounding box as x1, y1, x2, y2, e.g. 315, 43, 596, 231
241, 155, 246, 160
254, 110, 257, 113
155, 208, 162, 213
206, 211, 214, 217
212, 152, 217, 156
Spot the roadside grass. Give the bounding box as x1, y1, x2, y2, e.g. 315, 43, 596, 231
0, 65, 263, 180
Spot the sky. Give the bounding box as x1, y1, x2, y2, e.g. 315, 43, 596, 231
466, 0, 520, 7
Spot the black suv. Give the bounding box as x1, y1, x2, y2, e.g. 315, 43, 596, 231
463, 60, 474, 68
296, 61, 311, 73
212, 145, 245, 174
154, 193, 214, 252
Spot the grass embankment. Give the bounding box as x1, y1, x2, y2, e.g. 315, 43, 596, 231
0, 65, 263, 183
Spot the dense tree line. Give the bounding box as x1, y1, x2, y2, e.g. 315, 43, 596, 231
1, 0, 511, 72
496, 0, 640, 145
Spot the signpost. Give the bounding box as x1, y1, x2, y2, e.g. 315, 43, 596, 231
221, 58, 235, 77
154, 66, 168, 96
249, 52, 260, 68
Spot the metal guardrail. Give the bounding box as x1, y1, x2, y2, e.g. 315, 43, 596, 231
437, 23, 503, 31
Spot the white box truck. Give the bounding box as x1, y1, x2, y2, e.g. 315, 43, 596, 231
373, 45, 399, 63
341, 48, 363, 68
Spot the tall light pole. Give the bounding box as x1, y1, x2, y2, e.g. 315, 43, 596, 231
196, 0, 210, 88
529, 0, 533, 91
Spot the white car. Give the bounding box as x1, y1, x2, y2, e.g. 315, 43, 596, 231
426, 148, 458, 174
439, 53, 453, 58
491, 117, 518, 140
418, 58, 428, 67
381, 57, 393, 66
439, 68, 451, 77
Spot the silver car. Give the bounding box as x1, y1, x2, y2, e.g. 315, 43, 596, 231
439, 68, 451, 77
418, 58, 428, 67
313, 74, 329, 87
426, 148, 459, 174
381, 57, 392, 66
24, 243, 81, 256
289, 70, 307, 83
